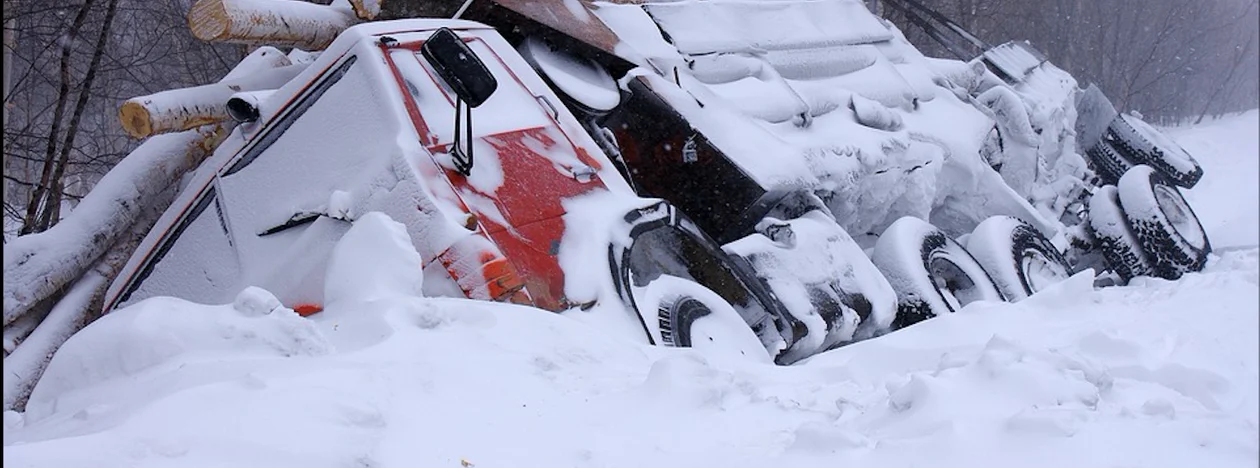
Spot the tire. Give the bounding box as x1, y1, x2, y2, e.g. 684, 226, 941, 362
609, 201, 788, 360
966, 216, 1072, 302
1084, 140, 1137, 186
1117, 165, 1211, 279
634, 275, 770, 362
871, 217, 1004, 328
657, 295, 710, 347
1087, 185, 1153, 284
1105, 114, 1204, 188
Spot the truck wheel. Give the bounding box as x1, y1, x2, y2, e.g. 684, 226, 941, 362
639, 276, 766, 362
610, 202, 788, 361
966, 216, 1072, 302
1085, 140, 1136, 186
1117, 165, 1211, 279
872, 217, 1003, 328
629, 274, 769, 362
1087, 185, 1153, 284
657, 295, 709, 347
1105, 114, 1204, 188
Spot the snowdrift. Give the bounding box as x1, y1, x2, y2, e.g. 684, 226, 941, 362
3, 74, 1256, 468
3, 245, 1257, 468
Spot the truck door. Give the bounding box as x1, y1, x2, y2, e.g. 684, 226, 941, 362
384, 33, 608, 311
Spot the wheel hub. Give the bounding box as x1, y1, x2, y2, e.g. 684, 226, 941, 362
1152, 184, 1206, 249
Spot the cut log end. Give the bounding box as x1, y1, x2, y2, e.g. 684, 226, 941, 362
350, 0, 381, 20
187, 0, 358, 50
188, 0, 231, 42
119, 100, 155, 139
118, 99, 224, 140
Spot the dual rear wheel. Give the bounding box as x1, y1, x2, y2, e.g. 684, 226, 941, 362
1089, 165, 1211, 283
874, 163, 1211, 329
871, 216, 1072, 328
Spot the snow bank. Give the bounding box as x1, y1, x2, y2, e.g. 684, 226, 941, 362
322, 212, 423, 306
1168, 110, 1259, 249
5, 231, 1256, 468
20, 289, 330, 424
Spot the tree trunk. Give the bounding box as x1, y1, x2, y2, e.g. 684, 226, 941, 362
35, 0, 123, 233
1, 122, 213, 412
3, 125, 228, 328
3, 18, 13, 204
120, 62, 304, 139
188, 0, 359, 50
350, 0, 466, 20
21, 0, 99, 235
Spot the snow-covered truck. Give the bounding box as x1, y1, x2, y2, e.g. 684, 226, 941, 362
104, 0, 1211, 365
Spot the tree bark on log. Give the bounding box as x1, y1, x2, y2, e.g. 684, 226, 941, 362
2, 269, 107, 412
2, 124, 224, 412
120, 45, 297, 139
349, 0, 466, 20
189, 0, 360, 51
119, 63, 304, 139
2, 125, 228, 329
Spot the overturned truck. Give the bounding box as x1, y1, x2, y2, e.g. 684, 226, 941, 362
99, 0, 1213, 366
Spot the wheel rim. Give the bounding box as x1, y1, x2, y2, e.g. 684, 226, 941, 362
1019, 248, 1069, 293
928, 254, 982, 311
1152, 184, 1206, 249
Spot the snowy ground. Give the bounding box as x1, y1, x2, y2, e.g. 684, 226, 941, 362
1170, 110, 1260, 250
4, 112, 1257, 467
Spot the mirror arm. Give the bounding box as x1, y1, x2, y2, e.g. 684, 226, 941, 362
452, 97, 475, 176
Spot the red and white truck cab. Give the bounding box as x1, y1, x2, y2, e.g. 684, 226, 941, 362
103, 20, 793, 359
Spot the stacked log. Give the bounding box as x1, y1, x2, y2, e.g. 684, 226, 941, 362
189, 0, 359, 50
118, 44, 309, 139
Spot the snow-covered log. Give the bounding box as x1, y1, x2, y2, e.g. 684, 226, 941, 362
223, 44, 295, 81
119, 63, 305, 139
2, 125, 228, 329
119, 45, 297, 139
2, 302, 48, 356
349, 0, 380, 20
8, 44, 289, 325
354, 0, 624, 57
188, 0, 359, 51
349, 0, 464, 20
2, 270, 106, 411
1, 155, 186, 411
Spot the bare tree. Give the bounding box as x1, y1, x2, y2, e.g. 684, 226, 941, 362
3, 1, 244, 238
881, 0, 1260, 123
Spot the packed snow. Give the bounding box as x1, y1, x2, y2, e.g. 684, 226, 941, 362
4, 236, 1257, 467
5, 109, 1257, 467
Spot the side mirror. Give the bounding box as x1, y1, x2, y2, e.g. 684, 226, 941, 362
420, 28, 497, 107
